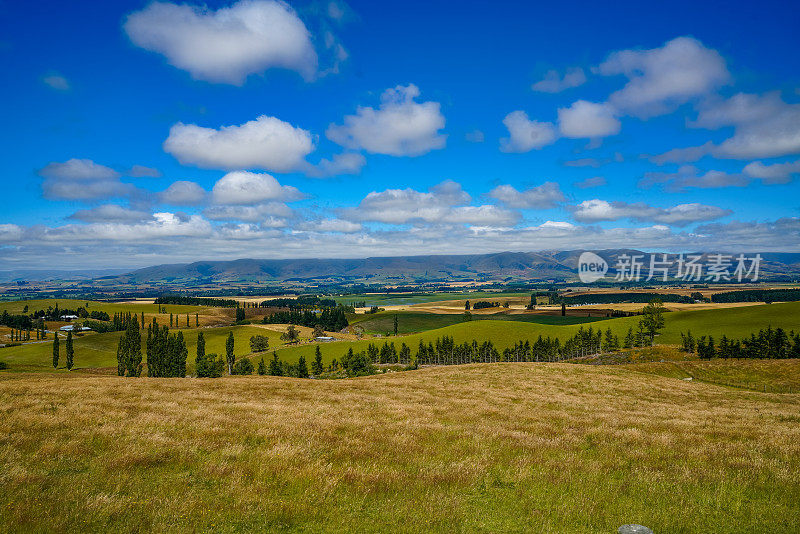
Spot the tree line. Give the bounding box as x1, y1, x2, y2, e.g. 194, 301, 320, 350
710, 288, 800, 304
262, 307, 348, 331
681, 327, 800, 359
155, 296, 239, 307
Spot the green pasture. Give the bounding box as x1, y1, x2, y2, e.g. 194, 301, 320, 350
350, 310, 606, 334
0, 298, 209, 315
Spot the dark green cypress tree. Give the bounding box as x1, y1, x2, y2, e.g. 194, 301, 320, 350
196, 332, 206, 377
176, 331, 187, 377
268, 352, 283, 376
257, 356, 267, 375
65, 331, 74, 371
312, 345, 323, 375
297, 355, 309, 378
225, 331, 235, 374
125, 318, 142, 377
52, 334, 59, 369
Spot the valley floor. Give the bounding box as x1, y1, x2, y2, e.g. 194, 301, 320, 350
1, 363, 799, 533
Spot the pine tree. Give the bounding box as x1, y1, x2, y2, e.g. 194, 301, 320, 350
312, 345, 323, 375
225, 331, 235, 374
297, 355, 309, 378
393, 314, 398, 336
561, 303, 566, 316
268, 352, 283, 376
65, 331, 74, 371
52, 334, 59, 369
257, 357, 267, 375
195, 313, 199, 327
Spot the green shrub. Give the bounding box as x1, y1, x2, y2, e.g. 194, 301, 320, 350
232, 357, 254, 375
196, 353, 225, 378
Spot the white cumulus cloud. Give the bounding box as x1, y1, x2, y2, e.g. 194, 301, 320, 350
489, 182, 565, 209
499, 111, 557, 153
164, 115, 314, 172
532, 67, 586, 93
558, 100, 620, 138
599, 36, 730, 117
124, 0, 318, 84
160, 181, 207, 205
326, 84, 446, 156
571, 199, 731, 225
211, 171, 303, 205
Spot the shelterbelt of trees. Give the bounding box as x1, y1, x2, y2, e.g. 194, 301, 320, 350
261, 307, 348, 332
710, 288, 800, 303
681, 326, 800, 359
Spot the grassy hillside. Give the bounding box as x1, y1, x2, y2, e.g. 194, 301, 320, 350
2, 301, 797, 373
1, 364, 798, 532
0, 326, 285, 373
623, 358, 800, 393
0, 298, 208, 315
350, 310, 605, 334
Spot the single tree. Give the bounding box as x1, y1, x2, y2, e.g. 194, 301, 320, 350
65, 331, 74, 371
296, 355, 309, 378
393, 314, 398, 336
268, 352, 283, 376
312, 323, 325, 338
257, 357, 267, 375
52, 333, 59, 369
225, 331, 235, 374
640, 299, 666, 343
281, 325, 299, 343
561, 303, 566, 317
465, 300, 470, 311
312, 345, 324, 375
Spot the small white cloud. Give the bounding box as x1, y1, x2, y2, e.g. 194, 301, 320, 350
599, 36, 730, 117
499, 111, 557, 153
38, 159, 133, 201
160, 181, 206, 205
211, 171, 303, 205
326, 84, 446, 156
124, 0, 318, 84
39, 159, 119, 181
743, 160, 800, 185
489, 182, 565, 209
164, 115, 314, 172
313, 218, 362, 233
204, 201, 292, 222
42, 73, 70, 91
532, 67, 586, 93
571, 199, 731, 225
558, 100, 620, 138
306, 152, 366, 178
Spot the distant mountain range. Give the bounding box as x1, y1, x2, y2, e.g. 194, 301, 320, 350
90, 250, 800, 287
4, 251, 799, 289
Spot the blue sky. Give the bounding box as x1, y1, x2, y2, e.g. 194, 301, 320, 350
1, 0, 799, 269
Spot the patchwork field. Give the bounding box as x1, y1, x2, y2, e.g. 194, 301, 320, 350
1, 363, 798, 532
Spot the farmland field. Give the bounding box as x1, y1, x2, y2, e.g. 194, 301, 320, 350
1, 363, 798, 533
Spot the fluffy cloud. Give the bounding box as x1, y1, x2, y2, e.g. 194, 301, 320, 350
39, 159, 119, 181
160, 181, 206, 205
0, 224, 24, 243
599, 36, 729, 117
124, 0, 317, 84
68, 205, 152, 223
697, 92, 800, 159
499, 111, 557, 153
341, 180, 517, 227
557, 100, 620, 138
326, 84, 446, 156
211, 171, 303, 205
204, 201, 292, 222
532, 67, 586, 93
489, 182, 565, 209
308, 218, 362, 233
164, 115, 314, 172
306, 152, 366, 178
571, 199, 731, 225
38, 159, 134, 201
742, 160, 800, 184
650, 142, 714, 165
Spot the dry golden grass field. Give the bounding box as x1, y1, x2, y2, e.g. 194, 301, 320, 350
1, 363, 799, 533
